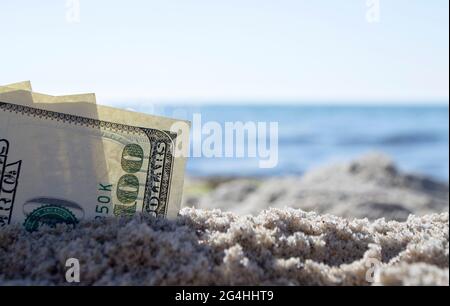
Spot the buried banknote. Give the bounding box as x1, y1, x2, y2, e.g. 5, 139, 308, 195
0, 91, 189, 231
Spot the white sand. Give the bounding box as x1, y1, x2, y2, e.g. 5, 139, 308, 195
193, 153, 449, 221
0, 208, 448, 286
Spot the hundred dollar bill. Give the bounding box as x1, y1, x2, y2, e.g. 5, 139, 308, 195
1, 81, 97, 105
32, 91, 96, 104
1, 81, 32, 91
0, 90, 189, 231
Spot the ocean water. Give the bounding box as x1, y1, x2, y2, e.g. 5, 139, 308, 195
127, 104, 449, 182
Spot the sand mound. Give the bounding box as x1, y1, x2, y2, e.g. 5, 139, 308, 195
0, 208, 448, 286
195, 153, 449, 221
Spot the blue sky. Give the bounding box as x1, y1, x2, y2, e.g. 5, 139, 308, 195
0, 0, 448, 104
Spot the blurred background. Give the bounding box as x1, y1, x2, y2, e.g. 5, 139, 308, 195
1, 0, 448, 181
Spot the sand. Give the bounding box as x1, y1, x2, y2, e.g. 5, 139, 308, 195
0, 209, 448, 286
0, 153, 448, 286
190, 153, 449, 221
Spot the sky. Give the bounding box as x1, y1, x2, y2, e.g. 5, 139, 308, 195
0, 0, 448, 105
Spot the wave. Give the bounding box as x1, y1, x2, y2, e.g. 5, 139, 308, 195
277, 132, 444, 147
338, 132, 444, 146
278, 135, 317, 145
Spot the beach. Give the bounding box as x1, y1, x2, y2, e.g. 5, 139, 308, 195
0, 153, 448, 286
1, 0, 448, 290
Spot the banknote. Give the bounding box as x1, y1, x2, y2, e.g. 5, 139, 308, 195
1, 81, 96, 104
0, 89, 189, 231
32, 92, 97, 104
1, 81, 32, 91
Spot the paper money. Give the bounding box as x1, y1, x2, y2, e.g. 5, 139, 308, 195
32, 92, 97, 104
0, 87, 189, 231
1, 81, 97, 105
1, 81, 32, 91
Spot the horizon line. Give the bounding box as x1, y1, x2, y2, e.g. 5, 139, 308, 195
101, 99, 450, 107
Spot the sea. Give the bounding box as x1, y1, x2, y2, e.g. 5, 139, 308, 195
122, 104, 449, 182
